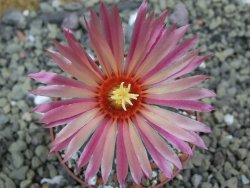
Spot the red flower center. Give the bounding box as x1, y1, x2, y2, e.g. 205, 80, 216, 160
98, 76, 144, 120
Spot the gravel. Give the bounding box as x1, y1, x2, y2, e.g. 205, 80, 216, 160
0, 0, 249, 187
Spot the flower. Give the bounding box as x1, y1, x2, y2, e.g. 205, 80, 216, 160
29, 1, 215, 186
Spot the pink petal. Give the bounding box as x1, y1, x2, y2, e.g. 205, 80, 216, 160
146, 88, 216, 100
45, 113, 83, 128
30, 85, 94, 98
62, 28, 104, 78
62, 115, 104, 162
145, 98, 214, 112
140, 36, 198, 82
77, 117, 110, 169
50, 132, 77, 152
134, 116, 182, 169
158, 130, 193, 155
28, 71, 95, 91
146, 75, 209, 93
141, 108, 207, 145
48, 50, 99, 86
39, 102, 97, 124
123, 121, 143, 184
116, 121, 128, 187
132, 116, 173, 178
146, 105, 211, 133
84, 120, 111, 182
128, 120, 152, 178
168, 54, 212, 80
33, 98, 95, 113
85, 12, 118, 76
125, 1, 148, 74
134, 25, 190, 79
51, 108, 99, 146
101, 121, 117, 183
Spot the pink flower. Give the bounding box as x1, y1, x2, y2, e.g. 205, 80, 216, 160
29, 1, 215, 186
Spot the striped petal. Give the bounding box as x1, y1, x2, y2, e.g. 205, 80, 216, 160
100, 3, 124, 73
134, 25, 190, 79
30, 85, 94, 98
39, 102, 97, 124
145, 98, 214, 112
62, 115, 103, 162
33, 98, 95, 113
85, 12, 118, 76
116, 121, 128, 187
134, 120, 173, 178
128, 120, 152, 178
146, 88, 216, 101
101, 121, 117, 183
146, 75, 209, 93
51, 108, 99, 146
85, 120, 111, 182
146, 105, 211, 133
45, 113, 83, 128
134, 115, 182, 169
62, 28, 104, 79
28, 71, 95, 91
77, 117, 110, 170
123, 121, 143, 184
48, 50, 98, 86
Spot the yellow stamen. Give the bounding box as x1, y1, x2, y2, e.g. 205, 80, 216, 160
110, 82, 139, 111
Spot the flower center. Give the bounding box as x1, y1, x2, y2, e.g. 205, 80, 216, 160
110, 82, 139, 111
98, 76, 143, 120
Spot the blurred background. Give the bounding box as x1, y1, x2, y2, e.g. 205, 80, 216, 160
0, 0, 249, 188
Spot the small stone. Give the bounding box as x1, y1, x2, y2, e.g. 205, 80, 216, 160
20, 179, 32, 188
224, 4, 236, 13
214, 111, 224, 123
88, 176, 97, 186
170, 3, 189, 27
10, 166, 29, 181
209, 17, 222, 30
31, 156, 42, 169
62, 13, 79, 30
191, 174, 202, 188
201, 182, 212, 188
226, 177, 238, 188
63, 2, 82, 11
224, 114, 234, 125
6, 43, 21, 54
22, 112, 32, 122
40, 2, 54, 13
9, 140, 27, 152
1, 9, 26, 28
241, 175, 250, 185
0, 115, 9, 125
236, 148, 247, 160
35, 145, 48, 162
0, 98, 7, 107
12, 152, 24, 168
34, 96, 51, 105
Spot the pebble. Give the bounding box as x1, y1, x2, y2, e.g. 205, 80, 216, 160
12, 152, 24, 168
62, 13, 79, 30
170, 3, 189, 27
241, 175, 250, 185
34, 96, 51, 105
191, 174, 202, 188
10, 166, 29, 181
224, 114, 234, 125
8, 140, 27, 153
35, 145, 48, 162
1, 9, 26, 28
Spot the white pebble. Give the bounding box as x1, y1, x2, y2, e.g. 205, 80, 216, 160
41, 175, 63, 185
23, 10, 29, 16
129, 12, 137, 26
241, 175, 250, 185
199, 62, 206, 68
224, 114, 234, 125
88, 176, 97, 185
34, 96, 51, 105
152, 171, 157, 178
28, 34, 35, 42
241, 0, 250, 3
